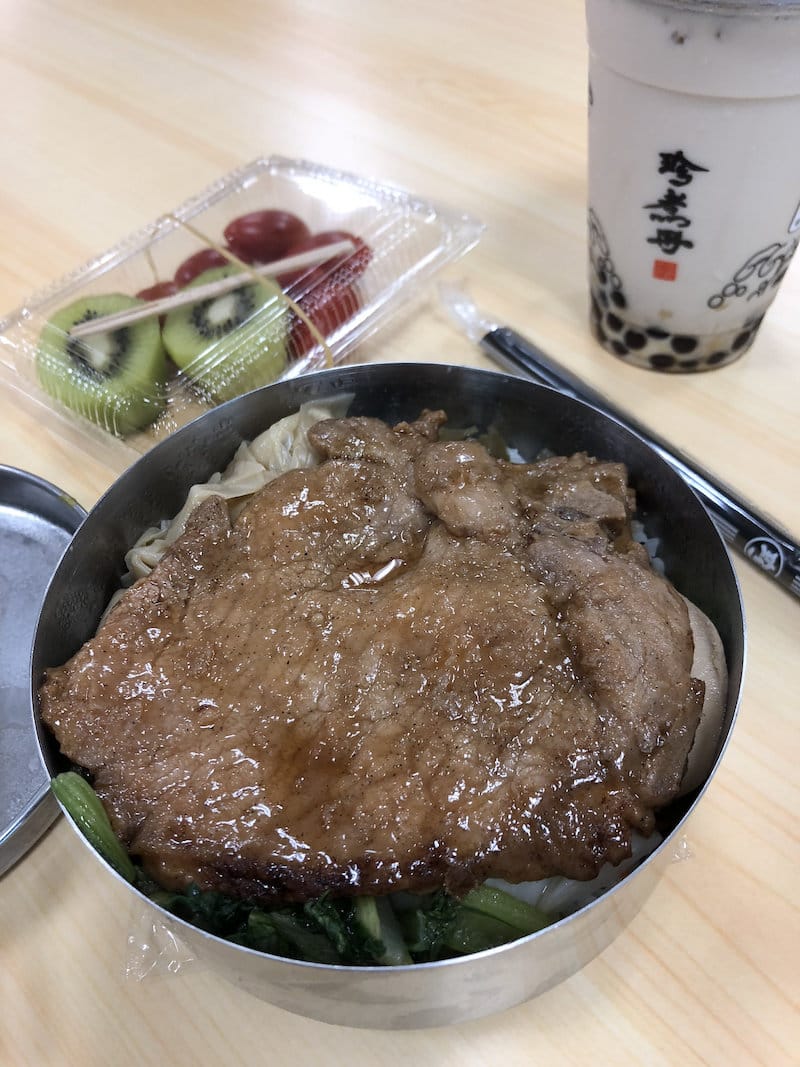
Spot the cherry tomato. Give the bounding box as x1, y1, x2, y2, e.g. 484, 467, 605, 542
135, 280, 180, 302
174, 248, 231, 288
278, 230, 372, 292
224, 210, 310, 264
135, 280, 181, 326
289, 282, 361, 360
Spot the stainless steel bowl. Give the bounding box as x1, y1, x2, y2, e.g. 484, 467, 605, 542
31, 362, 745, 1029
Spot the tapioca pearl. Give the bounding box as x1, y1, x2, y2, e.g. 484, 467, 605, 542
679, 359, 699, 370
605, 311, 624, 332
598, 289, 609, 309
706, 350, 729, 365
671, 335, 698, 354
732, 330, 752, 351
611, 339, 629, 356
610, 289, 627, 309
623, 329, 647, 350
646, 326, 670, 339
649, 353, 676, 369
597, 268, 607, 285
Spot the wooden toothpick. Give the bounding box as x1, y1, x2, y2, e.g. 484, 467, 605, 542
68, 240, 355, 339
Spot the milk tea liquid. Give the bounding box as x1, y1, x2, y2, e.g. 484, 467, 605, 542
587, 0, 800, 370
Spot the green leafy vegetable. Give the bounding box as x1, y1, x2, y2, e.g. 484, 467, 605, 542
53, 773, 557, 965
149, 883, 251, 937
232, 909, 286, 955
398, 890, 461, 961
354, 896, 413, 966
269, 910, 342, 964
304, 895, 384, 964
461, 884, 550, 935
303, 896, 355, 959
442, 909, 520, 955
51, 771, 137, 883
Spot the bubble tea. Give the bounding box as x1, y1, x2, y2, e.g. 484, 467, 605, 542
586, 0, 800, 371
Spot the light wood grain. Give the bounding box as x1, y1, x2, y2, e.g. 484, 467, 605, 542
0, 1, 798, 1064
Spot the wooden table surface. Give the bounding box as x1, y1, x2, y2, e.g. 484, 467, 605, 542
0, 1, 797, 1063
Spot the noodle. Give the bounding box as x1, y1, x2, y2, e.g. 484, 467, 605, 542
123, 396, 351, 581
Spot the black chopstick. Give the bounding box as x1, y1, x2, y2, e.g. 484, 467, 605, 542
479, 325, 800, 600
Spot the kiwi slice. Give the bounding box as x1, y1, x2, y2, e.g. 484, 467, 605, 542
36, 294, 168, 436
162, 265, 288, 403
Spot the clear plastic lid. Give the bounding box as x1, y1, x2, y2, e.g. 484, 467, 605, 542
0, 157, 483, 461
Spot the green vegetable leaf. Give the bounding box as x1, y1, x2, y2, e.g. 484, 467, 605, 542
51, 771, 137, 883
151, 883, 252, 937
303, 896, 355, 959
373, 897, 413, 966
269, 910, 342, 964
353, 897, 412, 966
51, 772, 553, 967
461, 885, 550, 935
398, 890, 460, 961
231, 909, 288, 955
442, 909, 521, 955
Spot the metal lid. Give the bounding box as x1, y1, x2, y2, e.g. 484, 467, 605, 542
634, 0, 800, 10
0, 466, 85, 876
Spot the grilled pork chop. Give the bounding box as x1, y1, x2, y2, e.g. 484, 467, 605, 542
40, 412, 703, 903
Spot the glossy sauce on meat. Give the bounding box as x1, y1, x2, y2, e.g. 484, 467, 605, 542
40, 413, 703, 904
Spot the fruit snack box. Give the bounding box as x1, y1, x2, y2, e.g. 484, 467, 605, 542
0, 157, 483, 463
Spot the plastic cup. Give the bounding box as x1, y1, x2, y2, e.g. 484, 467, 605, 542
586, 0, 800, 372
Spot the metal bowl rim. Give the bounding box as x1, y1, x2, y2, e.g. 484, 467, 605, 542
32, 361, 746, 974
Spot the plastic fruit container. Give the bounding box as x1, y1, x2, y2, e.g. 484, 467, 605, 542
0, 157, 483, 460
